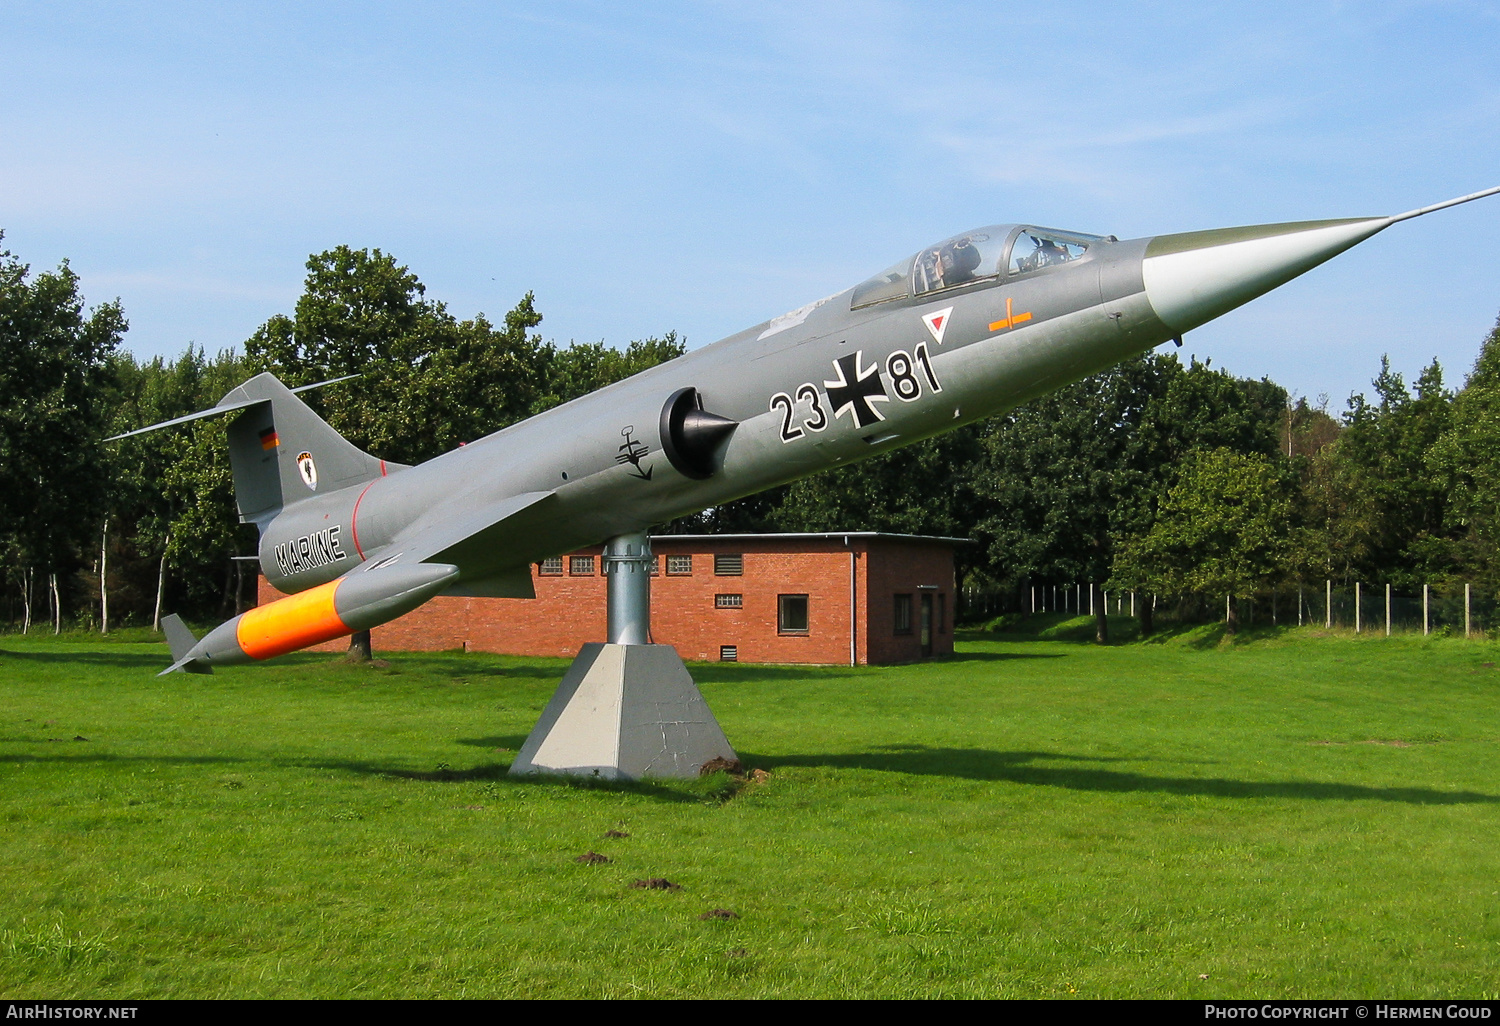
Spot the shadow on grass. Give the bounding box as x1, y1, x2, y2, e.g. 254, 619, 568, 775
303, 756, 730, 803
958, 616, 1310, 651
749, 744, 1500, 806
454, 735, 532, 750
693, 663, 867, 683
0, 649, 167, 669
0, 751, 245, 767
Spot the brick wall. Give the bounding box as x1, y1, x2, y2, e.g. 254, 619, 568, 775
863, 538, 957, 664
256, 534, 957, 665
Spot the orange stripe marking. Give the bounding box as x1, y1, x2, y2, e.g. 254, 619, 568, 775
236, 579, 349, 660
988, 297, 1033, 333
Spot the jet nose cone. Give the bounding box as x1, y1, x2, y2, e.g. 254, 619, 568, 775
1142, 216, 1391, 334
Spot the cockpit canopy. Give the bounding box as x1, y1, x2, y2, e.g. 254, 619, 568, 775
850, 225, 1110, 309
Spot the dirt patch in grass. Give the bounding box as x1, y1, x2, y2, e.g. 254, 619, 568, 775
700, 756, 744, 776
631, 878, 681, 891
575, 851, 610, 864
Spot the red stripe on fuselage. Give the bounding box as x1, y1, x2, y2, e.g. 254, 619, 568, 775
350, 481, 375, 560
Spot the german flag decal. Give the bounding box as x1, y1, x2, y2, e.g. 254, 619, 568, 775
259, 427, 279, 450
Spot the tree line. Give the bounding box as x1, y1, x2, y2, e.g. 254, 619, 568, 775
4, 232, 1499, 637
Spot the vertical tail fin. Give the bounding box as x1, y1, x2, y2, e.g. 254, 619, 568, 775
219, 373, 403, 528
109, 371, 404, 532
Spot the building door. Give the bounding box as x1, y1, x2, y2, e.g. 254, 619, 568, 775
920, 593, 933, 657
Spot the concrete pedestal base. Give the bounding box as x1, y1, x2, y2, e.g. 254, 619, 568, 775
509, 643, 737, 780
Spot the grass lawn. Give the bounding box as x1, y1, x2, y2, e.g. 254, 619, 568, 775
2, 617, 1499, 999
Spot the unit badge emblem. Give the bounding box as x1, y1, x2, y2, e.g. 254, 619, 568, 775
296, 451, 318, 491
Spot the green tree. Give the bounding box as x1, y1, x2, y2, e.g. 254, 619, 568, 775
540, 335, 687, 409
247, 246, 684, 467
0, 235, 126, 629
1304, 356, 1455, 587
1429, 314, 1500, 588
768, 428, 982, 540
247, 246, 556, 463
1114, 448, 1296, 634
104, 347, 254, 623
973, 356, 1174, 641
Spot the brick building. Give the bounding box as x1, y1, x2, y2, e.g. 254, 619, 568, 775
257, 532, 964, 665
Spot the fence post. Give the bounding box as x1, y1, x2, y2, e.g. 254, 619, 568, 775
1299, 584, 1304, 627
1423, 583, 1429, 636
1466, 583, 1472, 638
1385, 583, 1391, 637
1225, 594, 1230, 623
1326, 579, 1332, 630
1356, 582, 1362, 634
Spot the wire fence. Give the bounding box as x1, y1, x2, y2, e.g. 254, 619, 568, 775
960, 581, 1500, 637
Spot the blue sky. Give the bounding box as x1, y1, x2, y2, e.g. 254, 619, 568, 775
3, 2, 1498, 406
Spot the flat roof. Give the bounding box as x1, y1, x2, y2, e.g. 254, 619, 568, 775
648, 532, 971, 545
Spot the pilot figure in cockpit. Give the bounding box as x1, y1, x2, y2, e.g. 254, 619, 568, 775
937, 236, 982, 287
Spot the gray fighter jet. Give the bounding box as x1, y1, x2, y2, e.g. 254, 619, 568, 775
118, 186, 1500, 672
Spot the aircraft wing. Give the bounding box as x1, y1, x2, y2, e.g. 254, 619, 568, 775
353, 489, 561, 598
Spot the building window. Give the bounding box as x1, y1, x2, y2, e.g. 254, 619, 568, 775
720, 645, 738, 662
894, 594, 913, 635
666, 554, 692, 575
538, 557, 563, 576
649, 555, 659, 576
778, 594, 809, 635
569, 555, 595, 575
714, 553, 743, 576
715, 594, 742, 609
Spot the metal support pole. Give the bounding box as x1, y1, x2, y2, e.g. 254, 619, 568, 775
1423, 583, 1429, 636
603, 531, 652, 645
1356, 582, 1362, 634
1385, 583, 1391, 637
1466, 583, 1472, 638
1326, 579, 1332, 630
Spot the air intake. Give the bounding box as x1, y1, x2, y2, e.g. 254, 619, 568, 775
659, 387, 738, 479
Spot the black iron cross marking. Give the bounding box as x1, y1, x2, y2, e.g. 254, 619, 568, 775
616, 425, 653, 480
824, 351, 888, 428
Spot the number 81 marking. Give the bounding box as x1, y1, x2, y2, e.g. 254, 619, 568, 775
888, 342, 942, 401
